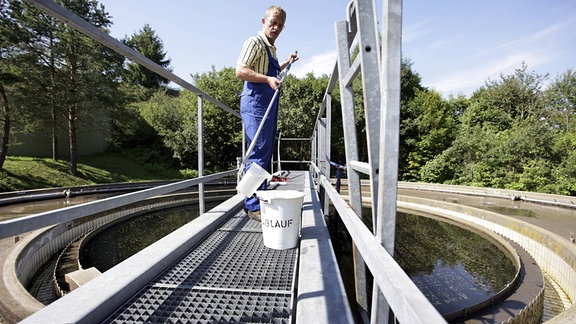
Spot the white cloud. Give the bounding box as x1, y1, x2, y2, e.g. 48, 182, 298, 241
466, 18, 572, 66
290, 50, 337, 78
402, 20, 430, 43
429, 33, 462, 50
426, 18, 575, 96
431, 52, 552, 96
504, 20, 568, 50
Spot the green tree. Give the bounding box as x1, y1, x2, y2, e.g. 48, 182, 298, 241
420, 124, 494, 185
422, 65, 557, 191
400, 58, 425, 106
1, 0, 62, 161
192, 67, 243, 171
139, 90, 198, 167
0, 0, 20, 169
123, 24, 171, 95
0, 81, 10, 169
277, 73, 328, 165
549, 131, 576, 195
461, 63, 546, 130
3, 0, 123, 175
398, 58, 426, 179
544, 69, 576, 131
108, 84, 160, 150
402, 89, 458, 181
111, 24, 173, 151
54, 0, 123, 175
543, 69, 576, 194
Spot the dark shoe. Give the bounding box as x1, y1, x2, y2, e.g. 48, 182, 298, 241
247, 210, 261, 222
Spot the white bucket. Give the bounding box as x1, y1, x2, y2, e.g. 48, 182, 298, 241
236, 163, 272, 197
257, 190, 305, 249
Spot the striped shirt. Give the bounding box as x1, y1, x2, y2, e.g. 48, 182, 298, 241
236, 31, 278, 76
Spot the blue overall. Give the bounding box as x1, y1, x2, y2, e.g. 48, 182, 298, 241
240, 38, 281, 212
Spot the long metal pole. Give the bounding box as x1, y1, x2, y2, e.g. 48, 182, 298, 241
198, 96, 205, 214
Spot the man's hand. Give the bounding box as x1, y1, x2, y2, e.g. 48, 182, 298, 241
288, 51, 299, 64
266, 76, 282, 90
280, 52, 299, 71
236, 64, 282, 90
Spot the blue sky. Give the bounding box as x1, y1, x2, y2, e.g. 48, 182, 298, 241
99, 0, 576, 97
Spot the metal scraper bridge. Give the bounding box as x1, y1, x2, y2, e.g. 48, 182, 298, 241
2, 0, 575, 323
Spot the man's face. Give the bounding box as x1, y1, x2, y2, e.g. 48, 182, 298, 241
262, 12, 285, 45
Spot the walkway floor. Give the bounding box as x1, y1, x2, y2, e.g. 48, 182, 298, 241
103, 210, 297, 323
100, 171, 307, 323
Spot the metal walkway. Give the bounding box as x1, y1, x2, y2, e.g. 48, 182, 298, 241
103, 174, 304, 323
21, 171, 353, 323
103, 213, 297, 323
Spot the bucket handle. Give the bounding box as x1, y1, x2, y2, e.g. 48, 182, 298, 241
258, 196, 272, 204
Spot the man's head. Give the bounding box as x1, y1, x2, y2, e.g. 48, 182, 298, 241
261, 5, 286, 45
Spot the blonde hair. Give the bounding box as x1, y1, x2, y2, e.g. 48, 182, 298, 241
265, 5, 286, 20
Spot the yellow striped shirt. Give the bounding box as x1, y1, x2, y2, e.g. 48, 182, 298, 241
236, 31, 278, 76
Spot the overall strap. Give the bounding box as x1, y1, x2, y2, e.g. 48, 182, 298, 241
257, 35, 280, 77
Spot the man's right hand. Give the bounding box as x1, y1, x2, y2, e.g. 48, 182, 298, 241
266, 76, 282, 90
236, 64, 281, 90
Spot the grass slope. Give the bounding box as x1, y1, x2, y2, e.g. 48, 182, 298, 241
0, 151, 184, 192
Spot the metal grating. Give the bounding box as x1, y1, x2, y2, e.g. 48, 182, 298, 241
105, 286, 292, 323
103, 208, 298, 323
152, 228, 297, 290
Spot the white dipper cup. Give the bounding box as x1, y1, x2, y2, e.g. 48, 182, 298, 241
236, 163, 272, 197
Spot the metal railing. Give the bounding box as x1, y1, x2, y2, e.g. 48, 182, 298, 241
309, 1, 446, 323
0, 0, 243, 239
272, 132, 312, 174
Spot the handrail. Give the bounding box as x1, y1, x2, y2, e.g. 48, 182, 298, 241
273, 133, 312, 174
310, 163, 446, 323
0, 169, 237, 240
308, 0, 446, 322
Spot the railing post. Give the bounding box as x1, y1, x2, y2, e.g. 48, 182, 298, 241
335, 18, 369, 322
377, 0, 402, 259
355, 0, 387, 320
371, 0, 403, 322
317, 114, 327, 217
198, 95, 205, 214
324, 96, 332, 216
276, 132, 282, 174
311, 129, 317, 173
356, 0, 382, 234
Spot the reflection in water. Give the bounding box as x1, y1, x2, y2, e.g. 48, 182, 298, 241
80, 203, 218, 272
335, 208, 516, 318
394, 212, 515, 315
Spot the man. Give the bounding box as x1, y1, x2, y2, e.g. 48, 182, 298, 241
236, 5, 298, 221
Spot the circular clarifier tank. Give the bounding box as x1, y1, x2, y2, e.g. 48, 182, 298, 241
393, 211, 522, 319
